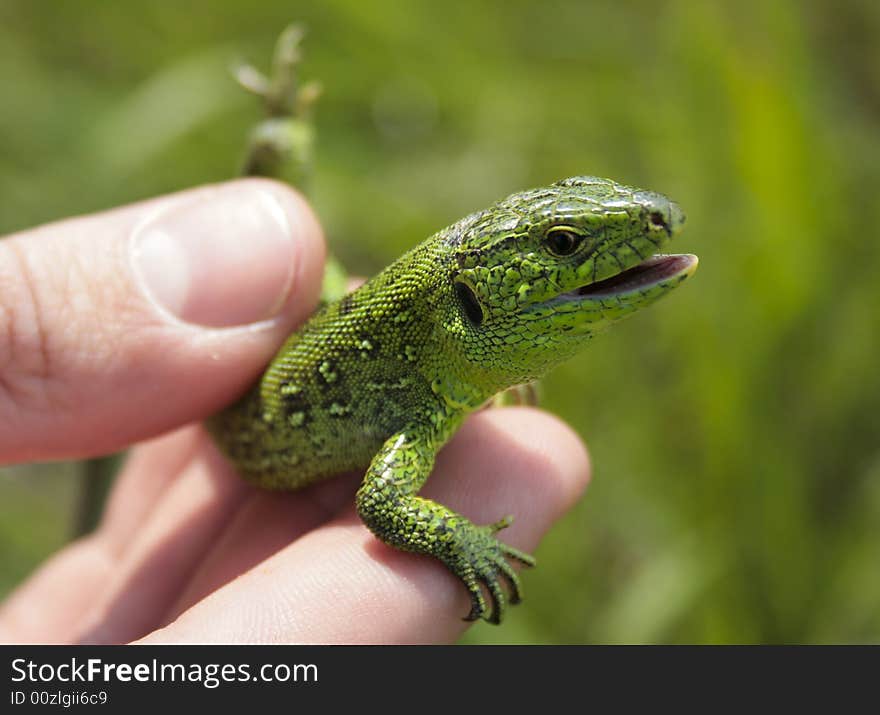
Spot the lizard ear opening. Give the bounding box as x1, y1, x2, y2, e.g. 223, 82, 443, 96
454, 281, 484, 327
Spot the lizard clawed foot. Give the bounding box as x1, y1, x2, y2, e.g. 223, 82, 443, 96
448, 515, 535, 625
233, 23, 321, 120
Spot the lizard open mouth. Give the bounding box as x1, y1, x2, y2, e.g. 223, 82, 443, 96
567, 254, 698, 300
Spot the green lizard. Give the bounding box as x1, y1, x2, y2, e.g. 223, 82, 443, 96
208, 27, 698, 624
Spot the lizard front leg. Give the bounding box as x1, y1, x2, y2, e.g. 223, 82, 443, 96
355, 426, 535, 625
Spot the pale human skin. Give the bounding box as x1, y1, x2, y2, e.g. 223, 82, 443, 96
0, 179, 590, 644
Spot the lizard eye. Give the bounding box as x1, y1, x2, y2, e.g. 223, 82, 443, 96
545, 228, 582, 257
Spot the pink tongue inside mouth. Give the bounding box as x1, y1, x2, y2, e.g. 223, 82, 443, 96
576, 254, 695, 297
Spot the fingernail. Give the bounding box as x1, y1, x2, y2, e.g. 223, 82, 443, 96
131, 183, 297, 327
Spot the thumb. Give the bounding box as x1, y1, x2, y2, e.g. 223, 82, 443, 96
0, 178, 325, 462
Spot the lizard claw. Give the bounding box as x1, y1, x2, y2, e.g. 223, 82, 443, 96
453, 516, 535, 625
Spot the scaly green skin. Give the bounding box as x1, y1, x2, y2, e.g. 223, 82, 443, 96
209, 28, 698, 624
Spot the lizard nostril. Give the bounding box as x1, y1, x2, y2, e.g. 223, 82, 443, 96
648, 211, 668, 231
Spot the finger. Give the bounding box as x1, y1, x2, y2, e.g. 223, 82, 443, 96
0, 428, 203, 644
0, 178, 324, 462
0, 425, 356, 645
0, 535, 111, 644
74, 432, 362, 644
99, 427, 204, 550
139, 407, 590, 644
163, 471, 363, 622
74, 430, 253, 644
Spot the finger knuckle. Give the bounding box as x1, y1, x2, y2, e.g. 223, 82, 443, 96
0, 239, 57, 411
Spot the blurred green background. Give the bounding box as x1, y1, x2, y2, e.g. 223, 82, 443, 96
1, 0, 879, 644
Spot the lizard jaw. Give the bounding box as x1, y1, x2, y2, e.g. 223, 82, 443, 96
564, 253, 698, 302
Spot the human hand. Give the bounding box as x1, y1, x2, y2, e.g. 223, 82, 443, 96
0, 180, 590, 644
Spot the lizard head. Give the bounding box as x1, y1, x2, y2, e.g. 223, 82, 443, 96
442, 176, 698, 386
